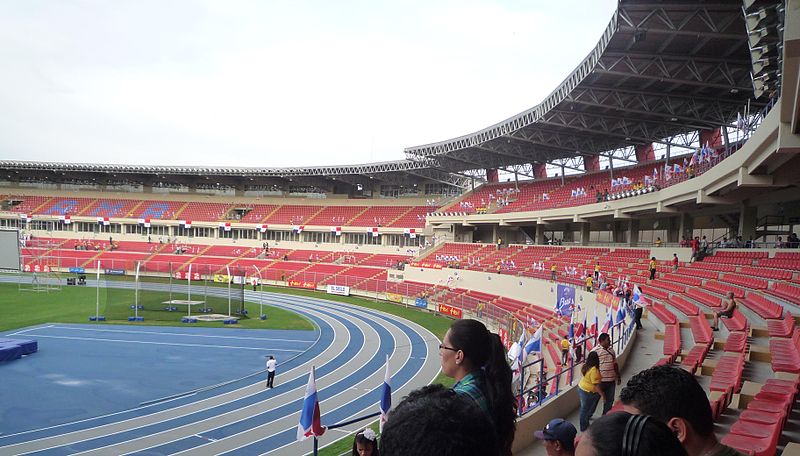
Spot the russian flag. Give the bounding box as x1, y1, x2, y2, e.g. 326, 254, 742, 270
524, 325, 543, 356
297, 366, 325, 441
379, 355, 392, 432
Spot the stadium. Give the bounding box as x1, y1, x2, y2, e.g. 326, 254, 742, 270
1, 0, 799, 455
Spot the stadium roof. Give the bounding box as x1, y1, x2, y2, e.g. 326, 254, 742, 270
404, 0, 768, 172
0, 1, 768, 188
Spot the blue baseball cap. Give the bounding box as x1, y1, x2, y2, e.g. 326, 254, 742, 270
534, 418, 577, 450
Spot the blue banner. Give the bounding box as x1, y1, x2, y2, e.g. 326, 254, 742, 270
415, 297, 428, 308
69, 267, 85, 274
104, 268, 126, 276
556, 285, 576, 317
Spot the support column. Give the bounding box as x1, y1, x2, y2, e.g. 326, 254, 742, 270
583, 155, 600, 172
563, 223, 574, 243
536, 224, 546, 245
628, 219, 640, 247
613, 221, 627, 244
739, 204, 758, 239
678, 213, 694, 241
634, 143, 655, 162
699, 128, 723, 148
533, 163, 547, 179
580, 223, 591, 245
666, 216, 680, 244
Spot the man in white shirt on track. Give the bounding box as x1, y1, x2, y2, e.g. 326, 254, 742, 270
266, 356, 277, 388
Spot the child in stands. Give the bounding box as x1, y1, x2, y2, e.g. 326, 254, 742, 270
352, 428, 379, 456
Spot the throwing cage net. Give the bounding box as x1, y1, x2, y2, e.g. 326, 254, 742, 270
103, 261, 248, 323
18, 253, 62, 293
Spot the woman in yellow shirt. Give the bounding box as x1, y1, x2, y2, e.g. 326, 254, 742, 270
578, 351, 605, 431
648, 256, 657, 280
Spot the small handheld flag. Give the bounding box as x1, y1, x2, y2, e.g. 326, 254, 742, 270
380, 355, 392, 432
297, 366, 326, 441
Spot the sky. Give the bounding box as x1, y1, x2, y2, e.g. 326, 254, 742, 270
0, 0, 618, 168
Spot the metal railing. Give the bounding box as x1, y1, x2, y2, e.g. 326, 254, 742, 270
515, 316, 634, 417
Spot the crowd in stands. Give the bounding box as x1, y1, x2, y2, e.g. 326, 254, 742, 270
376, 327, 740, 456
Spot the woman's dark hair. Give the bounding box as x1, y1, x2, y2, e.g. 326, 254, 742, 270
447, 319, 516, 455
380, 384, 499, 456
585, 412, 687, 456
581, 350, 600, 376
352, 429, 380, 456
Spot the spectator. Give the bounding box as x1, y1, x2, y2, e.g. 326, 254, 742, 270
700, 236, 708, 253
775, 236, 784, 248
654, 237, 662, 247
620, 365, 741, 456
594, 263, 600, 281
585, 274, 593, 293
591, 333, 620, 416
561, 336, 570, 366
575, 412, 687, 456
648, 257, 657, 280
352, 428, 379, 456
380, 384, 499, 456
690, 237, 699, 262
710, 292, 736, 331
534, 418, 577, 456
439, 319, 516, 455
496, 237, 502, 251
551, 264, 557, 281
672, 253, 679, 272
578, 351, 604, 431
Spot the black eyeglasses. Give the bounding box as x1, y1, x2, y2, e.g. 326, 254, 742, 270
438, 344, 458, 352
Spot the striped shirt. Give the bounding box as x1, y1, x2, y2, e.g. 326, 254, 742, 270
592, 345, 618, 382
453, 370, 489, 416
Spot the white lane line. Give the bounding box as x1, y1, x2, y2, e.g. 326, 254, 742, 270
27, 335, 305, 352
7, 325, 55, 336
42, 326, 315, 344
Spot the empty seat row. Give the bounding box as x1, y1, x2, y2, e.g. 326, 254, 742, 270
722, 274, 768, 290
768, 328, 800, 373
741, 293, 784, 320
721, 381, 797, 456
740, 265, 793, 281
766, 312, 795, 338
767, 282, 800, 305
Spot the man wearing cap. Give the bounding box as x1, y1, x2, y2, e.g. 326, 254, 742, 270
534, 418, 577, 456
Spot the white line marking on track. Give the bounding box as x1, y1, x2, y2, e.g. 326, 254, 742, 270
27, 335, 305, 352
41, 326, 315, 344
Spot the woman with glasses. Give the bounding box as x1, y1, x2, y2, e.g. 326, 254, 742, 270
439, 319, 516, 456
